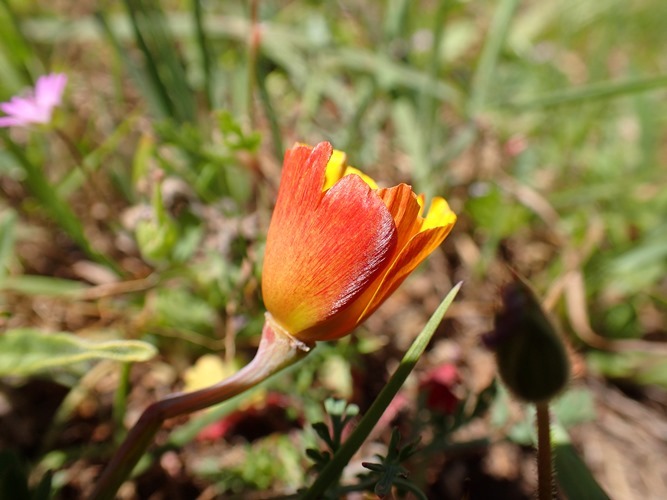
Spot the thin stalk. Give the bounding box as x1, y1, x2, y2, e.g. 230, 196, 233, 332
122, 0, 176, 120
0, 0, 37, 82
506, 73, 667, 109
247, 0, 260, 127
1, 134, 120, 273
536, 401, 554, 500
256, 63, 283, 160
89, 317, 312, 500
419, 0, 449, 155
54, 127, 111, 205
192, 0, 212, 108
394, 478, 428, 500
112, 363, 132, 444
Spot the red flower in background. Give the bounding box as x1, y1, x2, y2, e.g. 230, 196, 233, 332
420, 363, 461, 415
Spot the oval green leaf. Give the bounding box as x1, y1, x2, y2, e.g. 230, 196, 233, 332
0, 329, 157, 377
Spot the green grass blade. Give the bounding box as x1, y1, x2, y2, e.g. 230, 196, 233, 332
132, 0, 195, 122
2, 136, 120, 273
552, 422, 610, 500
94, 10, 171, 120
192, 0, 212, 108
506, 73, 667, 109
256, 62, 284, 160
122, 0, 178, 120
0, 0, 39, 84
0, 275, 87, 296
324, 48, 459, 103
419, 0, 450, 155
303, 282, 462, 499
468, 0, 520, 116
0, 209, 17, 280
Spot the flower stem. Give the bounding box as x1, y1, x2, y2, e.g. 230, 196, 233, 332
89, 317, 312, 500
112, 362, 131, 444
536, 401, 554, 500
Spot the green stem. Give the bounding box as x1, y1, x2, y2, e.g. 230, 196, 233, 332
54, 127, 112, 205
192, 0, 212, 108
302, 283, 461, 499
536, 401, 554, 500
89, 317, 312, 500
112, 363, 131, 444
1, 134, 120, 274
247, 0, 260, 126
394, 477, 428, 500
419, 0, 449, 155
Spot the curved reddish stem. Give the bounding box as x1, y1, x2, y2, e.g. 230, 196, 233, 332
90, 316, 312, 500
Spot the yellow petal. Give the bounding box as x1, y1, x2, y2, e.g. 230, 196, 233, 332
343, 166, 379, 190
421, 197, 457, 231
323, 149, 347, 190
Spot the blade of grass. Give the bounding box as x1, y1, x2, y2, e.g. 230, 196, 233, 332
118, 0, 197, 123
340, 77, 376, 153
0, 275, 87, 296
2, 135, 120, 274
0, 209, 17, 280
302, 282, 462, 499
256, 61, 284, 161
0, 0, 39, 84
468, 0, 520, 117
323, 49, 459, 103
419, 0, 450, 155
128, 0, 195, 123
122, 0, 177, 120
393, 98, 431, 196
191, 0, 212, 108
94, 10, 171, 120
552, 422, 610, 499
505, 73, 667, 109
383, 0, 410, 47
58, 111, 141, 198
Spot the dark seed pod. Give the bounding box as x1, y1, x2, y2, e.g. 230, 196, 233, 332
484, 277, 570, 403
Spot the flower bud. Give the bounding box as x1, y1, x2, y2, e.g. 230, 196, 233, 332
484, 278, 570, 403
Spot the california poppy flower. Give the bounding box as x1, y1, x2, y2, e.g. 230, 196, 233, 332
262, 142, 456, 343
92, 142, 456, 499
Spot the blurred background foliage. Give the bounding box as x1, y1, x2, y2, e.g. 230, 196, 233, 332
0, 0, 665, 498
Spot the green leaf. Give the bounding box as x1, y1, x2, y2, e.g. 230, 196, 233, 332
507, 73, 667, 109
303, 282, 462, 499
0, 276, 87, 297
552, 387, 596, 427
0, 451, 30, 500
587, 351, 667, 389
0, 329, 157, 377
468, 0, 520, 116
552, 423, 610, 500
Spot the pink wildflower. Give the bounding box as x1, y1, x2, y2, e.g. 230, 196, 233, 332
0, 73, 67, 127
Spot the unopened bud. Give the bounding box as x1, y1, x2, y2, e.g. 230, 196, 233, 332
484, 278, 570, 403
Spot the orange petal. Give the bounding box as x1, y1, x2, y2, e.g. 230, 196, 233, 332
263, 150, 397, 340
377, 184, 423, 250
270, 142, 332, 231
357, 198, 456, 323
